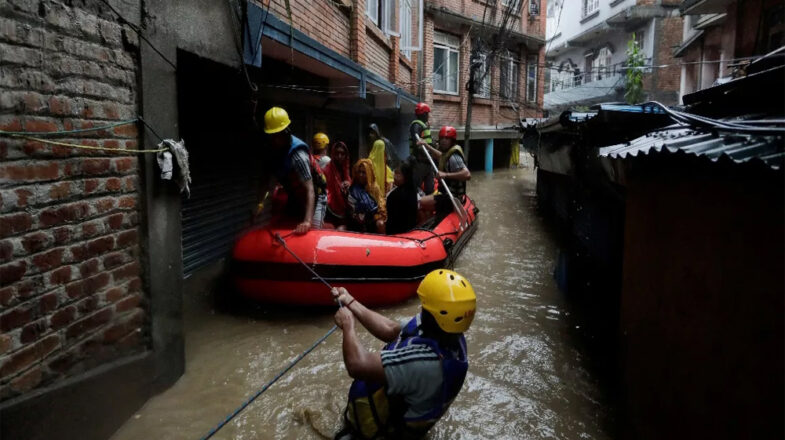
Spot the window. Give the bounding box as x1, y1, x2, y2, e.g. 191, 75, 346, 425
530, 0, 540, 16
583, 0, 599, 17
501, 0, 519, 9
433, 32, 460, 94
473, 53, 491, 98
366, 0, 380, 26
526, 55, 538, 102
400, 0, 413, 58
500, 55, 519, 100
592, 46, 612, 81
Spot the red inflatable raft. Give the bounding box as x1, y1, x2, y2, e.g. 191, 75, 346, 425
231, 196, 478, 306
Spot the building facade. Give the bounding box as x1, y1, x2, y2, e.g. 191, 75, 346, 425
544, 0, 682, 112
674, 0, 784, 101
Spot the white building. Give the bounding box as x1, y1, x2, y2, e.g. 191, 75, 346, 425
544, 0, 683, 112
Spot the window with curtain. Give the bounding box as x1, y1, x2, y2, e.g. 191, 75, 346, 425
583, 0, 599, 18
474, 53, 491, 98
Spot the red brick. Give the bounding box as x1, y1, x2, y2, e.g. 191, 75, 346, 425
0, 240, 13, 263
40, 291, 58, 313
14, 189, 32, 208
0, 118, 22, 132
0, 334, 59, 378
22, 232, 51, 253
15, 276, 40, 299
94, 198, 116, 214
81, 158, 111, 175
106, 213, 124, 230
0, 212, 33, 238
0, 333, 12, 355
115, 293, 141, 313
103, 321, 129, 343
49, 306, 76, 330
24, 119, 58, 133
113, 124, 137, 137
0, 261, 27, 286
102, 252, 127, 270
118, 195, 136, 209
116, 329, 141, 351
65, 308, 113, 340
0, 162, 60, 183
9, 365, 42, 394
1, 301, 36, 332
39, 202, 90, 227
111, 262, 139, 283
65, 280, 84, 299
49, 181, 71, 200
20, 319, 47, 344
31, 248, 64, 272
104, 287, 124, 303
48, 96, 71, 116
123, 176, 137, 191
49, 266, 72, 285
113, 157, 135, 173
47, 350, 77, 374
86, 236, 114, 256
52, 227, 71, 245
116, 230, 137, 247
0, 286, 15, 307
84, 179, 100, 194
79, 258, 100, 278
83, 272, 110, 295
103, 139, 120, 150
82, 222, 99, 238
127, 277, 142, 292
104, 178, 122, 192
76, 295, 98, 315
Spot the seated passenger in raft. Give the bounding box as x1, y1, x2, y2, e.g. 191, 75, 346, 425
386, 160, 419, 235
347, 159, 387, 234
324, 141, 352, 230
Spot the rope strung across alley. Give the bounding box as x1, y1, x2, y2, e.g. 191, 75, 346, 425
0, 118, 170, 154
200, 232, 343, 440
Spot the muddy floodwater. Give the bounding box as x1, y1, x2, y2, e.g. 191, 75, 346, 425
111, 168, 612, 440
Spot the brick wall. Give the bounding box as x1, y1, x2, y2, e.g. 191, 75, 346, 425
268, 0, 352, 58
0, 0, 145, 401
366, 25, 392, 78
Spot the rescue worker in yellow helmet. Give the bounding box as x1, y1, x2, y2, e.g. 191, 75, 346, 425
263, 107, 327, 234
332, 269, 476, 439
312, 132, 331, 170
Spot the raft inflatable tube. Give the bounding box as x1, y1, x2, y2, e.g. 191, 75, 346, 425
232, 196, 478, 306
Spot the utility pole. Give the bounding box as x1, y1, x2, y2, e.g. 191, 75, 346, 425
464, 56, 478, 160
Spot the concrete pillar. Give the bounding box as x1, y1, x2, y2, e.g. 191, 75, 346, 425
485, 138, 494, 173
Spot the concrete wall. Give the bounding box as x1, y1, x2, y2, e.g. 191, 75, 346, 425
547, 0, 636, 46
619, 157, 784, 439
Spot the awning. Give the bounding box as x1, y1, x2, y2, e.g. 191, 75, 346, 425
243, 3, 419, 112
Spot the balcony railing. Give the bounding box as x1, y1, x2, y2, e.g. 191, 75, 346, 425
548, 58, 652, 93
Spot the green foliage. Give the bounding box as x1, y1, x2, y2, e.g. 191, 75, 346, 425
625, 36, 645, 104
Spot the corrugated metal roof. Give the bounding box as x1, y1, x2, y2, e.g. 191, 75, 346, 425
599, 127, 785, 170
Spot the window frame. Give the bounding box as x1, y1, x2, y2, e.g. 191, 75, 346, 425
400, 0, 413, 59
433, 32, 461, 95
582, 0, 599, 18
526, 55, 538, 103
473, 52, 492, 98
366, 0, 380, 27
500, 54, 520, 100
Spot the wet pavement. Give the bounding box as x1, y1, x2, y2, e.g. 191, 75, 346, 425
111, 168, 612, 440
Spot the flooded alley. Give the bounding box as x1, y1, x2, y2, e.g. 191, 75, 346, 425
111, 168, 612, 440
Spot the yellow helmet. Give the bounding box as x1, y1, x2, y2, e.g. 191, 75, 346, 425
417, 269, 476, 334
264, 107, 291, 134
312, 132, 330, 150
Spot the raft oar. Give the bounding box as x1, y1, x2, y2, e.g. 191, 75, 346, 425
199, 233, 342, 440
415, 135, 469, 231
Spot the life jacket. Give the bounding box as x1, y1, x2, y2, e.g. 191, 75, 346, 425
438, 145, 466, 197
409, 119, 432, 156
343, 314, 468, 439
276, 136, 327, 207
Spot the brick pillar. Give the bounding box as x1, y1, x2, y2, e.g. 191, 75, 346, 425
423, 15, 435, 106
390, 37, 400, 84
459, 31, 470, 124
351, 0, 367, 65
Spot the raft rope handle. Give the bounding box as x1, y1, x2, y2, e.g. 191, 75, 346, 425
200, 233, 343, 440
